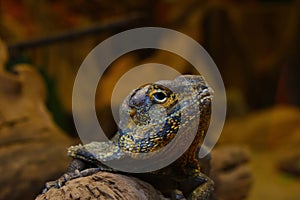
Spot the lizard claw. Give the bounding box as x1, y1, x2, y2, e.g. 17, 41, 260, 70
42, 168, 103, 194
42, 171, 75, 193
42, 180, 58, 193
171, 189, 187, 200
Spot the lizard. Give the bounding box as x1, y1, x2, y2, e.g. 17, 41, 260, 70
42, 75, 214, 200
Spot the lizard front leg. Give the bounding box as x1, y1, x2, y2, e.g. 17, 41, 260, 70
179, 172, 214, 200
188, 174, 214, 200
42, 158, 104, 193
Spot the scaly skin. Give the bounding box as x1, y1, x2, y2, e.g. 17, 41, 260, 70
43, 75, 214, 199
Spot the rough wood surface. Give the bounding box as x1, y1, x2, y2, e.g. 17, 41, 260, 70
36, 172, 168, 200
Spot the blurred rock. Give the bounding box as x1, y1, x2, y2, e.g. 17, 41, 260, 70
219, 106, 300, 200
211, 146, 252, 200
278, 152, 300, 177
0, 61, 75, 199
219, 106, 300, 151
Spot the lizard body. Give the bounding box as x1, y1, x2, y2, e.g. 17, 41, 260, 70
43, 75, 214, 199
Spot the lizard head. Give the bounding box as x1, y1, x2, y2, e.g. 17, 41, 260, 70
118, 75, 213, 154
127, 84, 178, 126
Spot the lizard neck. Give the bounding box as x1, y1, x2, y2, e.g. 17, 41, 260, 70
176, 96, 212, 174
118, 103, 181, 153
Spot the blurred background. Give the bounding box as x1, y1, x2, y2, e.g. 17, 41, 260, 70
0, 0, 300, 199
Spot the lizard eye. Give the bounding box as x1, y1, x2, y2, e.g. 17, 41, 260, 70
152, 92, 167, 103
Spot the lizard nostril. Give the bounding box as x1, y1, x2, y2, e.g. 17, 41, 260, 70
129, 95, 146, 107
129, 87, 149, 108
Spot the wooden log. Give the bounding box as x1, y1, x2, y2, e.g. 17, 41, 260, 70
36, 172, 168, 200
